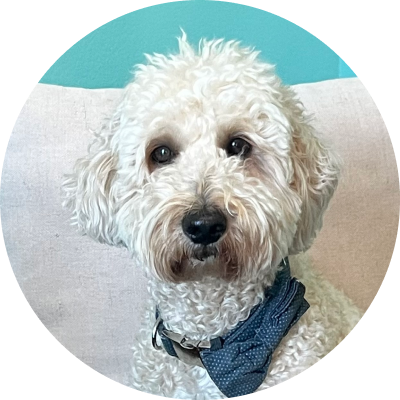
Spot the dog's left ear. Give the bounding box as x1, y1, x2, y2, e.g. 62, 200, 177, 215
289, 115, 340, 254
62, 113, 121, 246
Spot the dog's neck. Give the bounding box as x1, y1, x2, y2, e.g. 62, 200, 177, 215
148, 260, 279, 341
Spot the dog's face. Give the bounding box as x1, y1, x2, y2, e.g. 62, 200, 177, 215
63, 36, 339, 282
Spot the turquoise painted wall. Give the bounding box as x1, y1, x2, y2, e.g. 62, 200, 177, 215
40, 1, 356, 89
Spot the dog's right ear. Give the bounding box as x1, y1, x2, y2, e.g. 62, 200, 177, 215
62, 114, 120, 246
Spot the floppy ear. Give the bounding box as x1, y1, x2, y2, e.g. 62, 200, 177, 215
289, 120, 340, 254
62, 116, 121, 246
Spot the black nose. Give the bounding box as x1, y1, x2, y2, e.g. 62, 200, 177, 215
182, 209, 227, 245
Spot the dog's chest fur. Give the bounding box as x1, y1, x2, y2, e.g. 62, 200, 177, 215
148, 262, 277, 340
131, 254, 361, 399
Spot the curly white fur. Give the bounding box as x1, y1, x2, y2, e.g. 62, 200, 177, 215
63, 33, 361, 398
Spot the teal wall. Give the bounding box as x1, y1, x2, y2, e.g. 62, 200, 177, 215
40, 1, 356, 89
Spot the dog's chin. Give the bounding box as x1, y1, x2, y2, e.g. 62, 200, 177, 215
166, 243, 240, 282
169, 247, 217, 280
192, 245, 218, 262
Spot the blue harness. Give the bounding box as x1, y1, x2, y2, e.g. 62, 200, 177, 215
153, 258, 309, 398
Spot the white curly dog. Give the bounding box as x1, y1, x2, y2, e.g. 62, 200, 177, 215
63, 34, 361, 399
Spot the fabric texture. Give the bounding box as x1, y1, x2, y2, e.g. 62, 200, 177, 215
200, 261, 308, 398
1, 78, 397, 385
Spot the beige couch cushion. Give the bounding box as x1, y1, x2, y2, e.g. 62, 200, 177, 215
1, 78, 398, 385
294, 80, 398, 311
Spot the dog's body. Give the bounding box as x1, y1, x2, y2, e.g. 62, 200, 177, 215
63, 34, 361, 398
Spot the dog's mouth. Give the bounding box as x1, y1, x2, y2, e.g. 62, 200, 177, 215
192, 245, 218, 261
170, 245, 220, 280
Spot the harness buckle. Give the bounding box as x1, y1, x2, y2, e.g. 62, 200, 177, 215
162, 330, 212, 350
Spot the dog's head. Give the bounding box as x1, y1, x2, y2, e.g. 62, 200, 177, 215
63, 35, 339, 282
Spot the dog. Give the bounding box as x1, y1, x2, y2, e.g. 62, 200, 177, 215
63, 33, 361, 399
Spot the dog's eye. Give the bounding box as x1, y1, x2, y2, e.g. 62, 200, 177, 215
151, 146, 175, 165
226, 138, 252, 158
